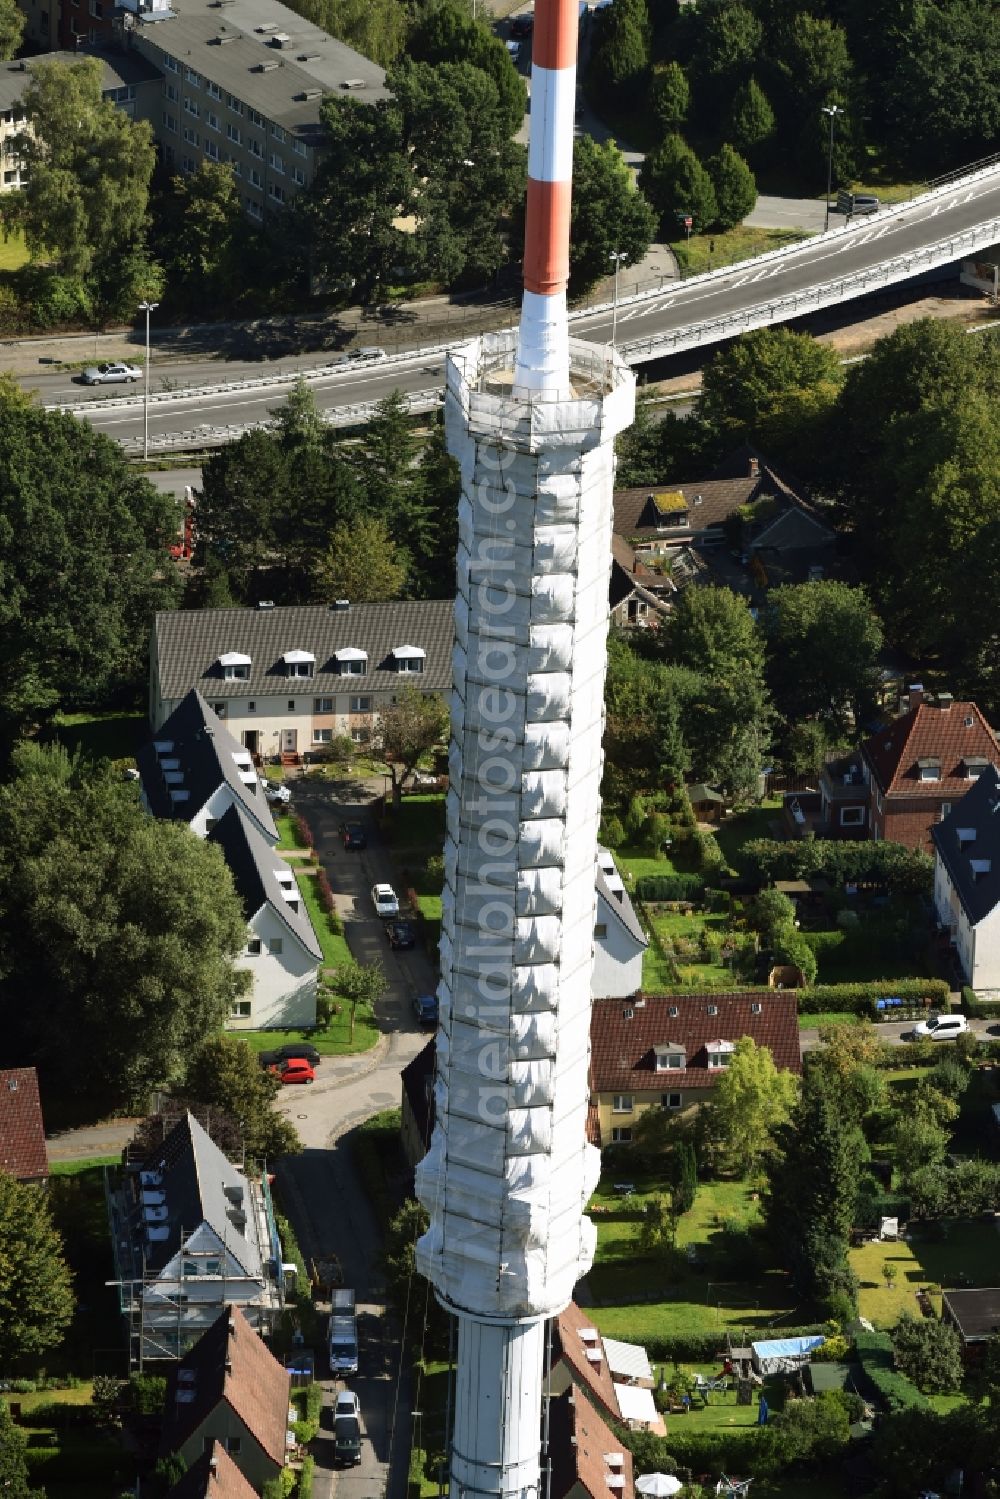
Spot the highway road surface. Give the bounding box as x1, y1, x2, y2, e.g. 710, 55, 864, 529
26, 161, 1000, 452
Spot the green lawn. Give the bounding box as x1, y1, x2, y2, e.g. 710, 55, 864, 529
295, 871, 352, 968
48, 710, 146, 763
851, 1221, 1000, 1327
798, 1011, 861, 1031
713, 801, 783, 871
643, 906, 737, 990
587, 1177, 798, 1343
673, 226, 811, 277
384, 792, 446, 854
0, 227, 29, 269
50, 1156, 120, 1176
275, 813, 307, 851
239, 1006, 379, 1056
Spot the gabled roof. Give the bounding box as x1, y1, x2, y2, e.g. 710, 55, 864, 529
138, 690, 277, 841
863, 698, 998, 798
166, 1442, 258, 1499
208, 805, 322, 962
931, 764, 1000, 926
548, 1388, 633, 1499
589, 992, 801, 1093
0, 1067, 47, 1181
552, 1301, 620, 1424
160, 1306, 290, 1468
595, 867, 648, 950
138, 1112, 262, 1276
152, 600, 454, 703
613, 448, 808, 543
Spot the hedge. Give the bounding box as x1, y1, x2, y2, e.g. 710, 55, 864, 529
962, 986, 1000, 1018
297, 1456, 315, 1497
855, 1330, 929, 1413
642, 1325, 829, 1364
636, 873, 706, 902
738, 838, 933, 894
626, 1426, 766, 1477
797, 979, 949, 1016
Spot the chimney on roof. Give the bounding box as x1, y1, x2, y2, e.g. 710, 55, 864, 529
909, 683, 924, 709
749, 456, 760, 478
331, 599, 350, 611
224, 1358, 233, 1373
228, 1313, 236, 1335
209, 1456, 218, 1475
939, 691, 954, 711
258, 599, 275, 610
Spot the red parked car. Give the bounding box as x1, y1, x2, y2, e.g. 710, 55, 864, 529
268, 1058, 316, 1085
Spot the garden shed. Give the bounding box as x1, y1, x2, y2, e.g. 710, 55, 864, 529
942, 1288, 1000, 1348
751, 1335, 825, 1376
687, 784, 726, 823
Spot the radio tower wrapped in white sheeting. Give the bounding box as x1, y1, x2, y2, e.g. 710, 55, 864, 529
414, 1, 635, 1496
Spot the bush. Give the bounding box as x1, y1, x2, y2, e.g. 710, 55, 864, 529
641, 1326, 828, 1364
297, 1457, 315, 1497
636, 873, 706, 902
738, 838, 933, 895
890, 1313, 963, 1395
855, 1330, 930, 1412
600, 812, 626, 849
293, 812, 314, 850
694, 828, 727, 875
316, 867, 335, 914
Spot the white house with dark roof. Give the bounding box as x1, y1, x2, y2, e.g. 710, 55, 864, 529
138, 690, 278, 843
149, 600, 454, 762
593, 848, 647, 999
932, 763, 1000, 997
106, 1113, 285, 1361
208, 806, 321, 1029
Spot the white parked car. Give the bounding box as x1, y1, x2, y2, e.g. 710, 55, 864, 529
908, 1013, 969, 1042
371, 883, 399, 919
335, 1390, 360, 1419
259, 777, 291, 806
81, 361, 142, 385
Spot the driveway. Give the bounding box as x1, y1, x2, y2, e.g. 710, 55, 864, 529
743, 194, 829, 233
274, 773, 435, 1499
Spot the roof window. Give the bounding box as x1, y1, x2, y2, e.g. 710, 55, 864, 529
971, 859, 992, 880
219, 651, 251, 681
917, 757, 941, 782
335, 647, 368, 676
283, 650, 315, 679
393, 645, 426, 674
958, 828, 976, 845
655, 1046, 685, 1071
707, 1040, 736, 1068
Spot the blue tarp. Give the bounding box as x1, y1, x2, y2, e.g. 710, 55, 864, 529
751, 1336, 825, 1372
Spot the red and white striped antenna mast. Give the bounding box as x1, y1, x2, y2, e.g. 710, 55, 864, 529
513, 0, 579, 398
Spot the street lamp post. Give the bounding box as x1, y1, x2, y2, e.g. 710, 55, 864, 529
609, 250, 628, 348
822, 104, 844, 233
138, 299, 159, 461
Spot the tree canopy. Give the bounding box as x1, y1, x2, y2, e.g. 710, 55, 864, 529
698, 326, 842, 462
0, 746, 249, 1103
708, 1036, 799, 1176
378, 689, 449, 805
762, 581, 883, 735
0, 1171, 74, 1369
185, 1036, 301, 1161
0, 400, 179, 748
569, 137, 657, 296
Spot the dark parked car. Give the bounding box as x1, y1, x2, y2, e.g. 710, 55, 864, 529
413, 993, 439, 1027
387, 919, 416, 950
510, 13, 533, 37
340, 821, 367, 850
259, 1043, 322, 1068
334, 1414, 362, 1466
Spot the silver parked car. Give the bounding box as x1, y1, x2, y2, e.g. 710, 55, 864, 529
81, 361, 142, 385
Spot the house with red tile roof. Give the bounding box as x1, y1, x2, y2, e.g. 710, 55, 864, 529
548, 1387, 635, 1499
548, 1301, 664, 1435
0, 1067, 48, 1184
165, 1442, 258, 1499
589, 992, 801, 1146
818, 689, 1000, 852
159, 1306, 291, 1491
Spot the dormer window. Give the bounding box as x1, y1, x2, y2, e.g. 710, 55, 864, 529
917, 757, 941, 782
655, 1045, 685, 1071
965, 757, 989, 780
958, 828, 976, 845
218, 651, 251, 681
707, 1040, 736, 1069
971, 859, 992, 881
393, 645, 426, 674
335, 648, 368, 676
650, 490, 689, 529
283, 650, 315, 679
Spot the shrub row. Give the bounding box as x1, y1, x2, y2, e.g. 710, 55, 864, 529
855, 1330, 929, 1413
297, 1456, 315, 1497
626, 1426, 765, 1477
739, 837, 933, 893
316, 867, 335, 915
636, 873, 706, 902
962, 985, 1000, 1018
797, 979, 949, 1015
641, 1325, 829, 1364
25, 1446, 134, 1482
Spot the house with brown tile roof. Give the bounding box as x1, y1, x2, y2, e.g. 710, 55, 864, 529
165, 1441, 258, 1499
589, 992, 800, 1146
861, 689, 999, 853
548, 1387, 635, 1499
0, 1067, 48, 1184
548, 1302, 664, 1435
159, 1305, 291, 1489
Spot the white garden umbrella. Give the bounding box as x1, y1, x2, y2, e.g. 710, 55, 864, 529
637, 1475, 683, 1497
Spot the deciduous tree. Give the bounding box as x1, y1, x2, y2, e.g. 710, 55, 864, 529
639, 133, 717, 234
314, 516, 408, 604
569, 137, 656, 296
647, 61, 689, 135
727, 78, 775, 160
0, 0, 25, 61
762, 581, 883, 734
328, 961, 387, 1042
0, 1171, 74, 1368
708, 1036, 799, 1176
0, 746, 249, 1102
185, 1036, 301, 1161
590, 0, 652, 106
707, 142, 756, 229
891, 1313, 963, 1395
4, 58, 155, 278
698, 325, 842, 462
377, 689, 450, 807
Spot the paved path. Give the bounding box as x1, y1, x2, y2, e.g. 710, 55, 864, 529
744, 195, 829, 233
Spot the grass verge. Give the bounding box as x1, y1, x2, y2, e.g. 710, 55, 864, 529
239, 1010, 378, 1056
673, 226, 810, 277
295, 871, 352, 968
48, 710, 145, 763
276, 813, 308, 851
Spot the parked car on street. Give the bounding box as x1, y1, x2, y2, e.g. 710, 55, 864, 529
409, 771, 440, 790
413, 993, 439, 1027
335, 1391, 360, 1420
81, 361, 142, 384
387, 919, 416, 950
371, 883, 399, 918
510, 13, 533, 37
907, 1013, 969, 1042
340, 821, 367, 849
334, 1413, 362, 1466
267, 1058, 316, 1084
259, 1043, 322, 1068
260, 777, 291, 805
